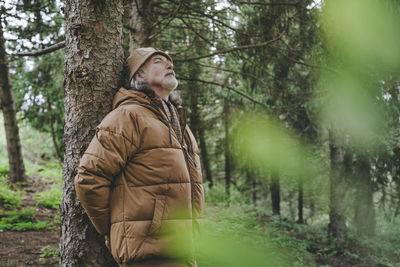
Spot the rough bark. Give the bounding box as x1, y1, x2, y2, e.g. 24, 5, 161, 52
60, 0, 124, 266
129, 0, 152, 51
0, 12, 26, 183
224, 99, 231, 198
328, 131, 349, 244
270, 174, 280, 215
354, 153, 375, 236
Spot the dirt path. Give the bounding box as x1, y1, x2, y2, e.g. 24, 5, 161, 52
0, 230, 59, 267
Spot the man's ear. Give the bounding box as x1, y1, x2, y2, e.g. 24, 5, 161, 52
135, 69, 145, 81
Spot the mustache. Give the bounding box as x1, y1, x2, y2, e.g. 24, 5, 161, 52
165, 71, 175, 77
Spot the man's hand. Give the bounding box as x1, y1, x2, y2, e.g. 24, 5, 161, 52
104, 235, 111, 251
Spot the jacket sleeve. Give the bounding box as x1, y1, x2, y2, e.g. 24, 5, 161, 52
74, 110, 138, 235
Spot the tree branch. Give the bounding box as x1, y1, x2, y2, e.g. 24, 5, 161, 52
14, 41, 65, 57
177, 76, 272, 109
180, 18, 214, 46
284, 54, 338, 74
174, 35, 282, 62
196, 63, 270, 86
234, 1, 300, 6
148, 0, 184, 41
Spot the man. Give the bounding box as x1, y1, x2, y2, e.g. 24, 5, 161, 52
74, 47, 204, 267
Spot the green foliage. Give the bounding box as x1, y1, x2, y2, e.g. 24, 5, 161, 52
25, 159, 62, 183
0, 208, 52, 231
0, 175, 24, 207
196, 203, 315, 267
39, 245, 59, 265
35, 185, 62, 209
204, 183, 228, 205
317, 0, 400, 148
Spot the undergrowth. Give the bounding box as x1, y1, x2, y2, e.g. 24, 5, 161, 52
39, 245, 59, 265
0, 208, 53, 231
35, 185, 62, 209
0, 175, 25, 208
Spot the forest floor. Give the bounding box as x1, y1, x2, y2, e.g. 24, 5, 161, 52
0, 174, 60, 267
1, 171, 400, 267
1, 118, 400, 267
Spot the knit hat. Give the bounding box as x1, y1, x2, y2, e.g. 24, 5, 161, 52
126, 47, 173, 81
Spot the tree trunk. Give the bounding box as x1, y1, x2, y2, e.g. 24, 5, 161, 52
354, 153, 375, 236
0, 13, 26, 183
60, 0, 124, 266
270, 174, 280, 215
198, 127, 213, 188
186, 37, 213, 188
129, 0, 152, 50
46, 97, 60, 161
251, 172, 257, 206
224, 99, 231, 199
328, 131, 349, 244
297, 178, 304, 223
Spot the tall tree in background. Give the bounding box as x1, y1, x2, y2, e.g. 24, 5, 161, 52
328, 132, 350, 244
0, 10, 26, 183
60, 0, 124, 265
354, 152, 376, 236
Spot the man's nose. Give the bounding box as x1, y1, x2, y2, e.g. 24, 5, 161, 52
166, 60, 173, 69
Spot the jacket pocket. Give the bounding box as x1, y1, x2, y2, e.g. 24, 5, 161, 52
148, 196, 166, 236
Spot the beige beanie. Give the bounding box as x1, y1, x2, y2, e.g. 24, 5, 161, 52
126, 47, 173, 81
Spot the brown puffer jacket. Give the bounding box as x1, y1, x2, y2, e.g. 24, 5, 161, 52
74, 87, 204, 265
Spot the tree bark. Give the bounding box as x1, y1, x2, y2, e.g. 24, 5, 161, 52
0, 12, 26, 183
328, 131, 349, 244
270, 174, 280, 215
129, 0, 152, 50
354, 153, 375, 236
60, 0, 124, 266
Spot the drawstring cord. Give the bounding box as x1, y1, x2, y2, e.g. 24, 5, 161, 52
168, 123, 172, 145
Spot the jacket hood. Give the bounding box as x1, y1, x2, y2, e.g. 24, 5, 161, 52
112, 87, 155, 110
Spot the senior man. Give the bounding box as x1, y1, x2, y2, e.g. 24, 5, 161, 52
74, 47, 204, 267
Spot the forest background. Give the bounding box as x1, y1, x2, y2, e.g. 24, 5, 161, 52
1, 0, 400, 266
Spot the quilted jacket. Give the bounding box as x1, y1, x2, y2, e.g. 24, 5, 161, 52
74, 87, 204, 265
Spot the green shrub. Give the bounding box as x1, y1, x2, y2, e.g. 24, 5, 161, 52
204, 183, 228, 204
0, 208, 52, 231
35, 186, 62, 209
39, 245, 59, 264
0, 176, 24, 207
0, 165, 9, 176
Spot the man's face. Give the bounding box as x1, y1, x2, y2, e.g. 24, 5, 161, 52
137, 54, 177, 91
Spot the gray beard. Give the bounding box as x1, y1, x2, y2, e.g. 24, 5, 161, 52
129, 79, 181, 106
162, 76, 178, 91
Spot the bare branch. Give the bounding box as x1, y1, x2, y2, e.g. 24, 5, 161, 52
174, 35, 282, 62
284, 55, 338, 73
14, 41, 65, 57
148, 0, 184, 41
186, 11, 246, 36
196, 63, 270, 86
177, 76, 272, 109
234, 1, 300, 6
180, 18, 214, 46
